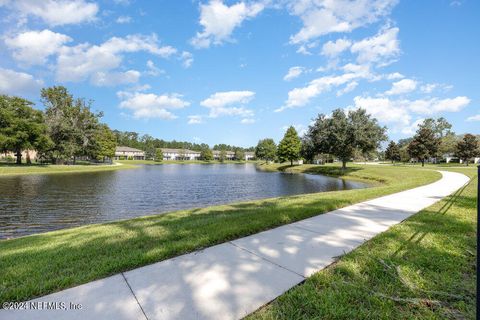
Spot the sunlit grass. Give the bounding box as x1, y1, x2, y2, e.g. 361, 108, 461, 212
249, 166, 477, 319
0, 162, 136, 176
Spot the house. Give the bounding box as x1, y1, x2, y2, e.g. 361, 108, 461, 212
213, 150, 235, 160
244, 151, 255, 161
114, 146, 145, 160
161, 148, 201, 160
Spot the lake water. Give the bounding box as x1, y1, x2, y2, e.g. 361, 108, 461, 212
0, 164, 368, 239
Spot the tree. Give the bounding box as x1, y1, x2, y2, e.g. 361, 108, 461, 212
385, 141, 401, 164
300, 135, 316, 163
200, 148, 213, 161
219, 149, 227, 162
155, 148, 163, 162
438, 133, 458, 156
255, 138, 277, 162
41, 86, 103, 164
277, 126, 302, 165
456, 134, 479, 166
407, 127, 439, 166
307, 108, 387, 169
0, 95, 51, 164
234, 148, 245, 161
92, 124, 116, 161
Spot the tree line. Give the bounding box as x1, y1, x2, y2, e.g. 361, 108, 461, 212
385, 117, 480, 166
255, 108, 387, 169
114, 131, 255, 161
0, 87, 116, 164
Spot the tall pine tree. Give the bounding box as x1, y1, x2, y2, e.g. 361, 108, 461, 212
277, 126, 302, 166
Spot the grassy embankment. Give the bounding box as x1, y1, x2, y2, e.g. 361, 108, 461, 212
0, 162, 136, 176
250, 166, 477, 320
0, 164, 441, 304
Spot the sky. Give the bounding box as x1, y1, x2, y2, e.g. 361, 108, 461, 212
0, 0, 479, 147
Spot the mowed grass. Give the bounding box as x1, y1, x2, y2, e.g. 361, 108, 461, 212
0, 164, 440, 304
249, 166, 477, 320
0, 162, 136, 176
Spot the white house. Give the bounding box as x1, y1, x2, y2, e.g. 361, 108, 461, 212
213, 150, 235, 160
161, 148, 201, 160
114, 146, 145, 160
244, 151, 255, 161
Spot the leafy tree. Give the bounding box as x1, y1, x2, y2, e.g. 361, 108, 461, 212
41, 86, 103, 164
438, 133, 458, 156
407, 127, 439, 166
300, 135, 316, 163
277, 126, 302, 165
155, 148, 163, 162
234, 148, 245, 161
177, 149, 186, 160
0, 95, 51, 164
307, 108, 386, 169
419, 117, 452, 138
456, 134, 479, 166
92, 124, 116, 161
385, 141, 401, 164
200, 148, 213, 161
255, 138, 277, 162
219, 149, 227, 162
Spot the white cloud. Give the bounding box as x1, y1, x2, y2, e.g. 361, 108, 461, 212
191, 0, 265, 48
401, 118, 425, 135
385, 78, 417, 95
0, 67, 43, 96
466, 114, 480, 122
288, 0, 398, 44
283, 66, 304, 81
117, 91, 190, 120
240, 118, 255, 124
200, 90, 255, 118
352, 95, 470, 133
336, 81, 358, 96
145, 60, 165, 76
321, 38, 351, 57
278, 64, 373, 111
408, 96, 470, 114
56, 34, 177, 83
386, 72, 404, 80
90, 70, 140, 86
350, 26, 400, 66
188, 115, 204, 124
180, 51, 194, 68
9, 0, 98, 26
353, 96, 411, 127
116, 15, 132, 24
4, 29, 72, 65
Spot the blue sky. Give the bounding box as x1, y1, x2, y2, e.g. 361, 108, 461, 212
0, 0, 478, 147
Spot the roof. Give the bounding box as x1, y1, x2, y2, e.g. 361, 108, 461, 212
245, 151, 255, 155
115, 146, 144, 153
161, 148, 201, 154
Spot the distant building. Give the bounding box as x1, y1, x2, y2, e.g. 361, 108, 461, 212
212, 150, 235, 160
161, 148, 201, 160
244, 151, 255, 161
114, 146, 145, 160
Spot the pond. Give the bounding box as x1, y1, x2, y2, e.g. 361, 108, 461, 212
0, 164, 368, 239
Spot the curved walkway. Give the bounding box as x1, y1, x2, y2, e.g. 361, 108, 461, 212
1, 171, 470, 320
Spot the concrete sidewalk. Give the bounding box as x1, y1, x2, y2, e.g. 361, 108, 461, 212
0, 171, 470, 320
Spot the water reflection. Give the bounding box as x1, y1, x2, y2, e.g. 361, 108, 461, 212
0, 164, 368, 239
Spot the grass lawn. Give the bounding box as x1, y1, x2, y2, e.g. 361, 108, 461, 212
0, 162, 136, 176
249, 166, 477, 320
0, 164, 442, 304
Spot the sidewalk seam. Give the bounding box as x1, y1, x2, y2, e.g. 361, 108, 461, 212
228, 241, 306, 279
121, 272, 149, 320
